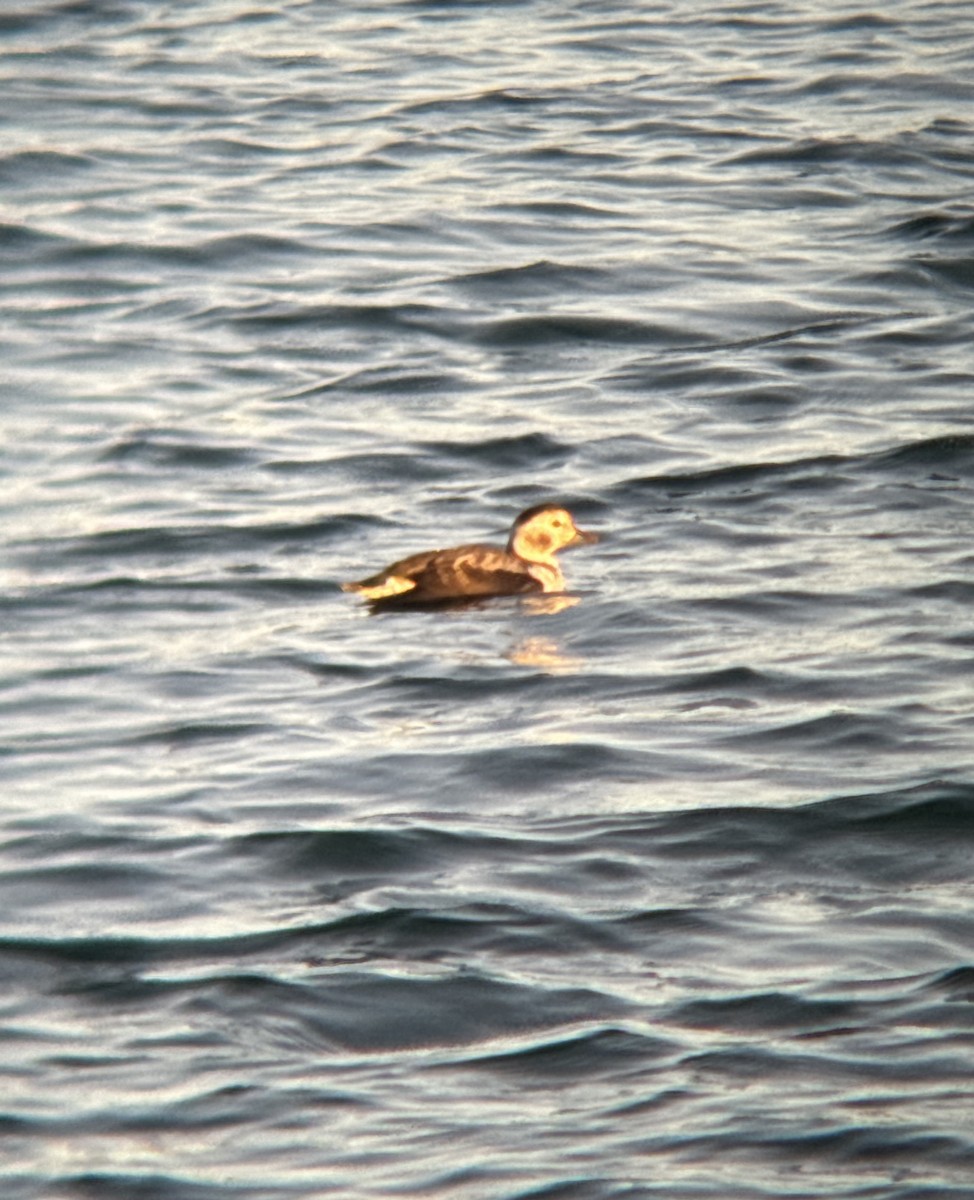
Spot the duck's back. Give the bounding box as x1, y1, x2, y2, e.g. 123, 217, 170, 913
357, 543, 542, 604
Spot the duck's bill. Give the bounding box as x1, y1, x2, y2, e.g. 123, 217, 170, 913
569, 527, 599, 547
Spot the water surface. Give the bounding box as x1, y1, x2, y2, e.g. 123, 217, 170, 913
3, 2, 974, 1197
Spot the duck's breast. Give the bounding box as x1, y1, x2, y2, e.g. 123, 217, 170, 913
526, 560, 566, 592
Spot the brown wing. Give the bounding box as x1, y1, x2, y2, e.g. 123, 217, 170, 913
387, 544, 541, 603
373, 549, 443, 582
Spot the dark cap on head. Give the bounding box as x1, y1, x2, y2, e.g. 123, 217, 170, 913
513, 503, 564, 524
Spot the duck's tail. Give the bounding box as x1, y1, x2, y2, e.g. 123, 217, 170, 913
342, 575, 417, 601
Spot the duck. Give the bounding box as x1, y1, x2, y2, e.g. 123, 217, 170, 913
341, 503, 598, 606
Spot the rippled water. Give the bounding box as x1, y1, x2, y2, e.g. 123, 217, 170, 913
4, 2, 974, 1197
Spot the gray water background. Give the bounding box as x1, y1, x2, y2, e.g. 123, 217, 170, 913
3, 2, 974, 1198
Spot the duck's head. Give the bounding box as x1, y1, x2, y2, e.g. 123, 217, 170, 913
507, 504, 599, 563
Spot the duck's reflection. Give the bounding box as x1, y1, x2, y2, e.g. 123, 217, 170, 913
503, 593, 583, 669
504, 633, 582, 671
359, 590, 586, 671
363, 591, 580, 618
519, 593, 580, 617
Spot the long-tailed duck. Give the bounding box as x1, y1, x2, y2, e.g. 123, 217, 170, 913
342, 504, 598, 606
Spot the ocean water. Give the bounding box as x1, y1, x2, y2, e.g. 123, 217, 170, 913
3, 1, 974, 1197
